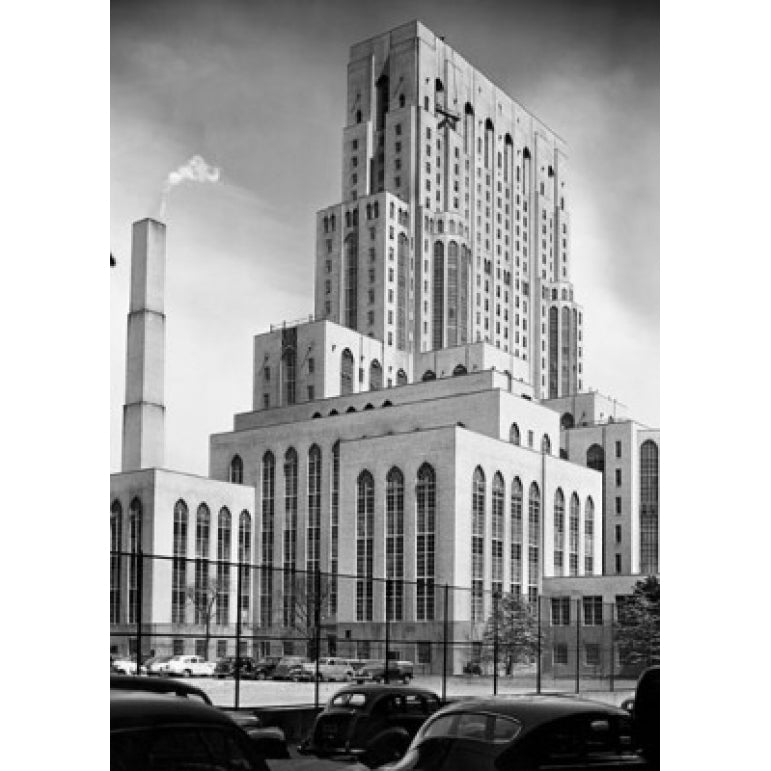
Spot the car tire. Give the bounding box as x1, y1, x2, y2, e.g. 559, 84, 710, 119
361, 729, 411, 769
184, 669, 192, 678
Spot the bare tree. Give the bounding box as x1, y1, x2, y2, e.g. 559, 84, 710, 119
185, 574, 224, 661
281, 570, 334, 658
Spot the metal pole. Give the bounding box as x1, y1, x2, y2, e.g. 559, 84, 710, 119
493, 591, 499, 696
314, 568, 321, 710
609, 602, 615, 692
383, 578, 391, 685
235, 558, 243, 710
135, 547, 144, 676
575, 598, 581, 694
442, 583, 449, 704
536, 596, 542, 694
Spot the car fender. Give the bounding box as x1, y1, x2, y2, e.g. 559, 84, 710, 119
360, 727, 412, 769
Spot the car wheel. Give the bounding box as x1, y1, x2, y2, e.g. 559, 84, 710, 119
184, 669, 192, 678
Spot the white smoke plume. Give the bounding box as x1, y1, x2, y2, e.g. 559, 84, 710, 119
159, 155, 221, 219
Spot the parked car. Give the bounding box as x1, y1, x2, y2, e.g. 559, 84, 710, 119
298, 684, 441, 767
271, 655, 309, 680
166, 654, 216, 677
301, 657, 355, 682
383, 694, 648, 770
463, 660, 483, 675
111, 691, 269, 771
630, 666, 659, 766
145, 655, 173, 676
355, 659, 414, 684
214, 656, 257, 679
111, 657, 148, 676
110, 674, 289, 759
251, 655, 282, 680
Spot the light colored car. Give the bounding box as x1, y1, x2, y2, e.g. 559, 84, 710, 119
301, 657, 355, 682
146, 655, 174, 676
111, 657, 148, 676
166, 654, 216, 677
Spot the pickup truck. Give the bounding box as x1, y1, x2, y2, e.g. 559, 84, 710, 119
300, 657, 355, 682
166, 654, 216, 677
355, 659, 414, 684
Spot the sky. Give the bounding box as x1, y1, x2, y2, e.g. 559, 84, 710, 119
111, 0, 660, 476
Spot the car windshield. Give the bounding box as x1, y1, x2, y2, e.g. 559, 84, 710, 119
330, 692, 369, 709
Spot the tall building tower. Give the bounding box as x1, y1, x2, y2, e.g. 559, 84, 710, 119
314, 21, 584, 399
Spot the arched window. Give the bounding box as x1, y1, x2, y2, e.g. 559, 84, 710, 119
172, 499, 188, 624
369, 359, 383, 390
471, 467, 486, 622
452, 364, 467, 376
586, 444, 605, 472
283, 448, 298, 626
216, 508, 232, 624
640, 440, 659, 574
327, 441, 340, 616
527, 483, 540, 602
346, 406, 356, 413
110, 501, 122, 624
421, 369, 436, 382
382, 400, 393, 407
492, 472, 505, 597
509, 423, 521, 445
584, 497, 595, 574
356, 471, 375, 621
307, 445, 322, 591
433, 241, 445, 349
260, 452, 275, 628
385, 467, 404, 621
464, 102, 475, 153
510, 479, 523, 595
569, 493, 580, 576
341, 348, 354, 395
194, 503, 210, 624
238, 511, 251, 624
416, 463, 436, 620
553, 489, 565, 576
542, 434, 552, 454
484, 118, 494, 168
396, 368, 408, 386
229, 455, 243, 484
128, 497, 142, 624
312, 412, 322, 419
363, 403, 374, 410
329, 409, 339, 416
561, 413, 575, 430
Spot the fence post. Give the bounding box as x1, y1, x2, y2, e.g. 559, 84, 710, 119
314, 568, 321, 710
609, 602, 615, 692
235, 557, 243, 710
442, 583, 449, 704
493, 590, 499, 696
135, 547, 143, 675
383, 578, 391, 685
575, 597, 581, 694
536, 596, 542, 694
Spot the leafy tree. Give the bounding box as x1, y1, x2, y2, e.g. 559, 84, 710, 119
615, 576, 660, 667
483, 593, 540, 675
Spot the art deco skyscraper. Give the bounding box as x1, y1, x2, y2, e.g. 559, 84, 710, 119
315, 21, 584, 399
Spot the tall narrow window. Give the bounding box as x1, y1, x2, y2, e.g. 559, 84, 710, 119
341, 348, 354, 395
283, 448, 298, 627
491, 473, 504, 597
640, 440, 659, 574
509, 423, 521, 445
307, 445, 322, 605
110, 501, 122, 624
459, 245, 469, 343
369, 360, 383, 390
343, 234, 358, 328
541, 434, 552, 454
330, 442, 340, 616
195, 504, 211, 624
172, 499, 188, 624
528, 483, 540, 603
385, 467, 404, 621
397, 233, 409, 349
128, 498, 142, 624
238, 511, 251, 624
216, 508, 231, 625
229, 455, 243, 484
569, 493, 579, 576
549, 306, 559, 397
584, 497, 595, 574
260, 452, 275, 628
356, 471, 375, 621
447, 241, 459, 346
510, 478, 523, 595
433, 241, 445, 349
561, 306, 571, 394
416, 463, 436, 620
553, 489, 565, 576
283, 347, 296, 405
471, 467, 486, 622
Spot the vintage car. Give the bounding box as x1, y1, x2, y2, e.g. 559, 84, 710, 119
271, 655, 310, 680
251, 656, 282, 680
166, 654, 216, 677
110, 674, 289, 759
301, 656, 356, 682
214, 656, 257, 679
111, 657, 148, 676
298, 684, 441, 767
383, 694, 650, 770
355, 659, 414, 684
111, 691, 269, 771
145, 655, 174, 676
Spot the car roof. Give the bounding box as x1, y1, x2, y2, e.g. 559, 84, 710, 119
435, 694, 627, 730
331, 684, 438, 698
111, 691, 232, 730
110, 674, 213, 704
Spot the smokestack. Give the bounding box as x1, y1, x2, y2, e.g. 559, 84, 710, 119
121, 218, 166, 471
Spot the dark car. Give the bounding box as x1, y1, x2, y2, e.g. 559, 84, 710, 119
299, 684, 441, 768
271, 655, 309, 680
110, 673, 289, 759
214, 655, 257, 679
355, 659, 414, 684
111, 691, 269, 771
252, 655, 281, 680
383, 694, 649, 771
463, 661, 483, 675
